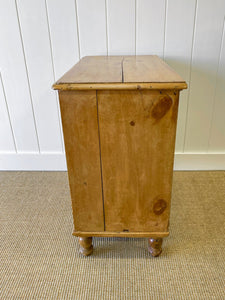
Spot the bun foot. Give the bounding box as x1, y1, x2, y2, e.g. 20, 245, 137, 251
79, 237, 93, 256
148, 238, 163, 257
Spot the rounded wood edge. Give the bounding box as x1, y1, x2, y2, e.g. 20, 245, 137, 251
52, 82, 187, 91
73, 231, 169, 238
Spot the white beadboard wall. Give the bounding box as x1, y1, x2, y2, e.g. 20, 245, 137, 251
0, 0, 225, 170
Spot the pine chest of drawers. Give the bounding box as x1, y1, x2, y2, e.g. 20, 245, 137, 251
53, 55, 187, 256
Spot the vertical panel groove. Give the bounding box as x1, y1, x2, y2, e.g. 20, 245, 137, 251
163, 0, 168, 59
15, 0, 40, 153
96, 91, 105, 231
107, 0, 135, 55
44, 0, 64, 153
135, 0, 137, 55
207, 16, 225, 152
1, 0, 224, 165
77, 0, 110, 58
45, 0, 56, 81
0, 73, 17, 152
183, 0, 198, 152
74, 0, 81, 60
105, 0, 109, 55
136, 0, 166, 56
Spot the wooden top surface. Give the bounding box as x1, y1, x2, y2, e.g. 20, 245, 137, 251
53, 56, 187, 90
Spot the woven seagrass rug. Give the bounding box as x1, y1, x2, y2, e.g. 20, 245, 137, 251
1, 171, 225, 299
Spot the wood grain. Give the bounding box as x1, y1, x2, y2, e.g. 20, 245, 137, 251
97, 89, 179, 233
148, 238, 163, 257
53, 55, 187, 91
123, 55, 185, 83
59, 90, 104, 231
73, 231, 169, 238
78, 237, 93, 256
53, 82, 187, 91
55, 56, 123, 84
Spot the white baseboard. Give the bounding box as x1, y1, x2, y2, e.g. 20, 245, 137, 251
0, 153, 67, 171
0, 152, 225, 171
174, 153, 225, 170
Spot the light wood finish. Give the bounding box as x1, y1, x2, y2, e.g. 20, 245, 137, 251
55, 56, 123, 84
53, 82, 187, 91
73, 231, 169, 238
148, 238, 163, 257
98, 89, 179, 233
79, 237, 93, 256
53, 55, 187, 91
123, 55, 185, 82
55, 55, 187, 256
59, 90, 104, 232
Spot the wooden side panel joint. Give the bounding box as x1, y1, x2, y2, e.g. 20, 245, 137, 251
96, 91, 106, 231
97, 89, 179, 233
59, 90, 104, 232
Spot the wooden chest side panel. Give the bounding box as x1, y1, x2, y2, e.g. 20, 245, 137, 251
59, 90, 104, 232
98, 90, 179, 233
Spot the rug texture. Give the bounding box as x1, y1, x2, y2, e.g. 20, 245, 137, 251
1, 171, 225, 299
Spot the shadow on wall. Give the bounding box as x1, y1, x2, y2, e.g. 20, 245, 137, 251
165, 57, 225, 152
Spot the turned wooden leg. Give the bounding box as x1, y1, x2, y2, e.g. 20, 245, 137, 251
148, 238, 163, 257
79, 237, 93, 256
